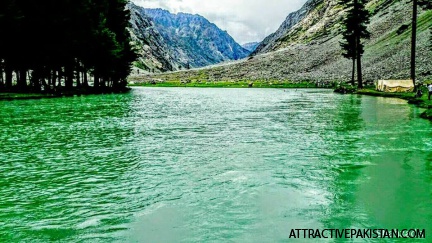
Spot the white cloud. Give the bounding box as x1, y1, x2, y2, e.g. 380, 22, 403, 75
132, 0, 307, 44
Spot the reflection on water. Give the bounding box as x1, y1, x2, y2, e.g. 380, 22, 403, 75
0, 88, 431, 242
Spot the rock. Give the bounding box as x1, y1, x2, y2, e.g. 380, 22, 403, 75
133, 0, 432, 85
128, 3, 250, 73
242, 42, 260, 52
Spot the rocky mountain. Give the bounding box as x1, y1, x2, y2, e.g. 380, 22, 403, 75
132, 0, 432, 83
242, 42, 260, 52
127, 3, 250, 72
251, 0, 322, 55
127, 3, 178, 72
143, 8, 250, 67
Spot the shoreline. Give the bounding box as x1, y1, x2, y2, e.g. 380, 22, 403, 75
128, 81, 329, 89
2, 84, 431, 121
355, 89, 432, 121
0, 87, 131, 101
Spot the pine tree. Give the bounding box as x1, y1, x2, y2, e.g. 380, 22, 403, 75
411, 0, 431, 90
0, 0, 137, 93
0, 0, 22, 89
411, 0, 418, 89
339, 0, 370, 89
340, 16, 357, 86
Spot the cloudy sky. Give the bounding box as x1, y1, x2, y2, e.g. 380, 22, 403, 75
132, 0, 307, 45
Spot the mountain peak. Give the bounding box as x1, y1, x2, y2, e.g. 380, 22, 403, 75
242, 42, 260, 52
128, 4, 250, 72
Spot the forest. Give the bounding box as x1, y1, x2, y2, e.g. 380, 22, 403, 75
0, 0, 136, 94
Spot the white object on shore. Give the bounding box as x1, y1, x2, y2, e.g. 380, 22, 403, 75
376, 80, 414, 93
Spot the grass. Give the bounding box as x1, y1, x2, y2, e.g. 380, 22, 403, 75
0, 86, 131, 101
356, 88, 416, 99
371, 10, 432, 49
356, 87, 432, 120
129, 80, 323, 88
0, 93, 56, 100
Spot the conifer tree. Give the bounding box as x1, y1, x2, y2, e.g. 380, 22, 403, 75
411, 0, 418, 88
411, 0, 431, 89
0, 0, 137, 93
340, 21, 357, 86
339, 0, 370, 89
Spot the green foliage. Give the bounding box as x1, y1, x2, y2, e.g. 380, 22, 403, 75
339, 0, 371, 59
418, 0, 432, 10
339, 0, 371, 88
334, 83, 357, 94
129, 79, 322, 89
418, 0, 432, 50
0, 0, 137, 92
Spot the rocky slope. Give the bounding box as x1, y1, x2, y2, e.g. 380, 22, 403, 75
143, 8, 250, 67
242, 42, 260, 52
131, 0, 432, 83
251, 0, 323, 55
128, 3, 250, 73
127, 3, 178, 72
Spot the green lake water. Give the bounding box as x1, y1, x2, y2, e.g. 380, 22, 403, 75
1, 88, 431, 242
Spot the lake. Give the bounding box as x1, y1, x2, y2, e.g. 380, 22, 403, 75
1, 88, 431, 242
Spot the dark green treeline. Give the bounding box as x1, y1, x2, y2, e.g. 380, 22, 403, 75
0, 0, 137, 93
339, 0, 370, 89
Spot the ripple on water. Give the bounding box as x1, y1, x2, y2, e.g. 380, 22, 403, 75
1, 88, 431, 242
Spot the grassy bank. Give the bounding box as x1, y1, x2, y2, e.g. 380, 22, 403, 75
356, 88, 432, 120
0, 86, 131, 101
0, 93, 58, 101
128, 80, 327, 88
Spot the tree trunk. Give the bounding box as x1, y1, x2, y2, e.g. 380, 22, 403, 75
5, 64, 12, 88
94, 71, 100, 88
57, 68, 62, 87
41, 78, 48, 91
83, 69, 88, 87
47, 69, 52, 87
76, 69, 81, 88
411, 0, 417, 90
65, 64, 73, 89
351, 57, 356, 86
33, 69, 41, 91
0, 64, 4, 88
16, 70, 20, 87
100, 77, 106, 87
113, 79, 118, 88
18, 69, 27, 90
356, 36, 363, 89
52, 69, 57, 88
30, 69, 38, 91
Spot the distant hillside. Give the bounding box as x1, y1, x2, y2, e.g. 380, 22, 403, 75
128, 3, 178, 72
242, 42, 260, 52
252, 0, 322, 55
143, 8, 250, 67
131, 0, 432, 83
127, 3, 250, 73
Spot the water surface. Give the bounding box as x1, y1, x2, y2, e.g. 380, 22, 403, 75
1, 88, 431, 242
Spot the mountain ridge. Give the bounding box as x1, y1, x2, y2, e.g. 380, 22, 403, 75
242, 42, 260, 52
128, 3, 250, 73
252, 0, 323, 55
131, 0, 432, 83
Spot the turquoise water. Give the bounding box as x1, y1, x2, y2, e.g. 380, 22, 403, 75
0, 88, 431, 242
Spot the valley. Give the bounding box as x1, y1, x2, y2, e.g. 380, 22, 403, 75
129, 0, 432, 85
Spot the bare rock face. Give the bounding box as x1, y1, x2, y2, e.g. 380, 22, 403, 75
250, 0, 432, 82
137, 0, 432, 83
128, 3, 250, 73
242, 42, 260, 52
127, 2, 177, 72
252, 0, 324, 55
